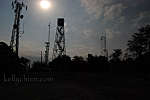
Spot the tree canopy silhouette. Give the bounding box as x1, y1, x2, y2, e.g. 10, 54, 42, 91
110, 49, 122, 63
127, 24, 150, 58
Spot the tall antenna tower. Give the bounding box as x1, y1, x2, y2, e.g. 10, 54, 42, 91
41, 51, 43, 64
52, 18, 66, 60
44, 23, 50, 64
10, 0, 27, 57
100, 32, 108, 58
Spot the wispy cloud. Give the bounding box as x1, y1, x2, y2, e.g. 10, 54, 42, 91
132, 11, 150, 28
80, 0, 112, 19
104, 3, 126, 22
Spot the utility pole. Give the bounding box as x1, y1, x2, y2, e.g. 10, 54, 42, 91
10, 0, 27, 57
52, 18, 66, 60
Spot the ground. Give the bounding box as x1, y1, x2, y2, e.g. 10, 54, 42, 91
0, 72, 145, 100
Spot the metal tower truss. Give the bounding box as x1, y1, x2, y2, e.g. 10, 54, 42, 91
52, 18, 66, 60
10, 0, 27, 57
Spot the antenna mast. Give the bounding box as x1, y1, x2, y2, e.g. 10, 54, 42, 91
41, 51, 43, 64
44, 23, 50, 64
101, 32, 108, 58
10, 0, 27, 57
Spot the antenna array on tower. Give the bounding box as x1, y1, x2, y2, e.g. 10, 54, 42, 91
52, 18, 66, 60
10, 0, 27, 57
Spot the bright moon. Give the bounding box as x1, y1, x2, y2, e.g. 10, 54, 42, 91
40, 0, 51, 9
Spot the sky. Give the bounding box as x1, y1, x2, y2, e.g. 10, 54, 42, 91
0, 0, 150, 61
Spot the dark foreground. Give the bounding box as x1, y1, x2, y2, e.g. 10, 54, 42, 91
0, 72, 146, 100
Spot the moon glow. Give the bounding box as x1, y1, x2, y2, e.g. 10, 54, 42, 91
40, 0, 51, 9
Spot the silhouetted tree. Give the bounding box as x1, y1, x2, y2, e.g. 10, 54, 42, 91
72, 56, 84, 62
71, 56, 87, 72
127, 24, 150, 58
110, 49, 122, 63
0, 42, 24, 73
87, 54, 108, 72
51, 55, 71, 72
19, 57, 30, 70
31, 61, 51, 72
